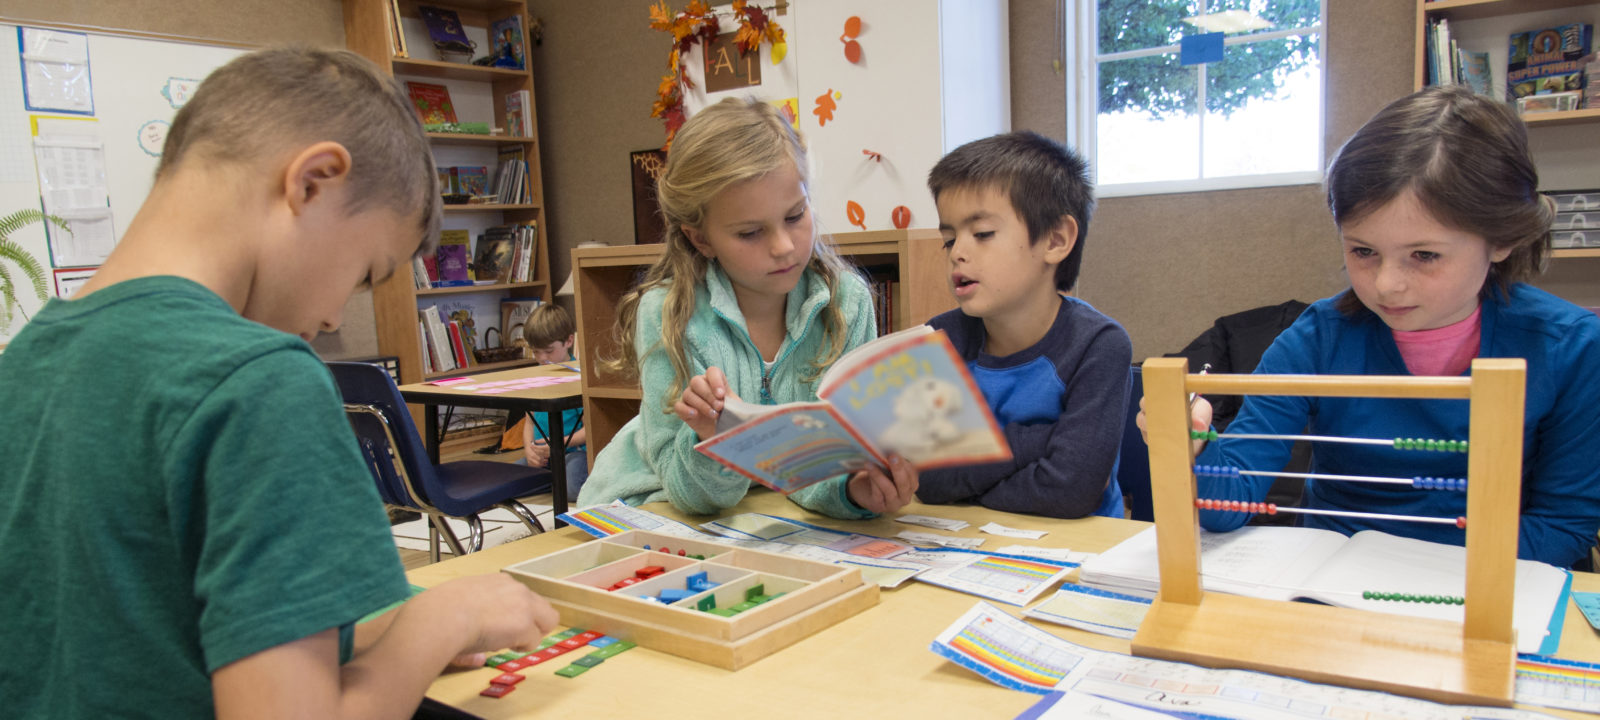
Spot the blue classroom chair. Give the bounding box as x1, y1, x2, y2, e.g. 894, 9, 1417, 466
328, 361, 549, 563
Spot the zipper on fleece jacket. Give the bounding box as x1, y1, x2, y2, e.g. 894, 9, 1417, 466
712, 300, 824, 405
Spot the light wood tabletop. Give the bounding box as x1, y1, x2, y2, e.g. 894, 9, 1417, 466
406, 492, 1600, 719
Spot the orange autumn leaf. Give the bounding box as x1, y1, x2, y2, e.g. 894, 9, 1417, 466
735, 24, 761, 52
731, 0, 747, 14
668, 47, 680, 73
648, 0, 674, 31
846, 201, 866, 231
813, 89, 838, 126
685, 0, 710, 18
765, 23, 785, 45
657, 74, 677, 98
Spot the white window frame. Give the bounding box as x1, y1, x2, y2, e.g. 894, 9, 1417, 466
1067, 1, 1328, 197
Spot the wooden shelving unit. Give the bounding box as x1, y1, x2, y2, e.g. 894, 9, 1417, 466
343, 0, 551, 385
572, 229, 954, 465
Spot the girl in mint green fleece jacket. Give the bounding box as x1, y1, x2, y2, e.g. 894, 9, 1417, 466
578, 98, 919, 518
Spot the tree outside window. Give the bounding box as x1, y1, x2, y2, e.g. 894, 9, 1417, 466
1075, 1, 1324, 195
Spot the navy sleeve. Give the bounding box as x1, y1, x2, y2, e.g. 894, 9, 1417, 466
918, 309, 1133, 519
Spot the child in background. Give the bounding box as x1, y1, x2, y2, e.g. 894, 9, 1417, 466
1144, 85, 1600, 568
578, 97, 918, 517
522, 302, 588, 496
0, 48, 559, 718
916, 132, 1133, 519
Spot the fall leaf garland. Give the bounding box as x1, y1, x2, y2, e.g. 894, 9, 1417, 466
649, 0, 785, 148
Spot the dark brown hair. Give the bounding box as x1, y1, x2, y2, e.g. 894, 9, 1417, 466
523, 302, 575, 348
158, 46, 441, 253
928, 131, 1094, 292
1326, 85, 1552, 314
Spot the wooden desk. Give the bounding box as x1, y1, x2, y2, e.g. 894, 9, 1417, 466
408, 493, 1600, 719
398, 364, 585, 523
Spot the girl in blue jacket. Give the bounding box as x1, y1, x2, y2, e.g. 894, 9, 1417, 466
1145, 85, 1600, 568
579, 97, 919, 518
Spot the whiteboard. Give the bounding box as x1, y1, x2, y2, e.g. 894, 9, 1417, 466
0, 23, 244, 341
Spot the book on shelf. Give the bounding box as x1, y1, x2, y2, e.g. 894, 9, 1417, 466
435, 229, 472, 286
456, 166, 490, 197
489, 14, 527, 70
1508, 23, 1593, 101
495, 146, 529, 205
384, 0, 407, 58
419, 305, 457, 373
406, 81, 458, 125
694, 326, 1012, 494
1459, 49, 1492, 98
416, 4, 473, 54
505, 89, 532, 138
500, 298, 543, 345
436, 166, 459, 195
1077, 525, 1571, 655
446, 319, 471, 368
412, 256, 431, 290
473, 228, 516, 283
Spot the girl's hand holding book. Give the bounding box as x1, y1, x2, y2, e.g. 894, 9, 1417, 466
676, 366, 739, 440
847, 455, 919, 515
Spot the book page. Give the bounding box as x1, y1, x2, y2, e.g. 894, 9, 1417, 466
1078, 526, 1348, 600
1296, 530, 1569, 654
817, 328, 1011, 469
693, 403, 883, 493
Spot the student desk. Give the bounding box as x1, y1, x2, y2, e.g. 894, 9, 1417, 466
397, 364, 584, 522
407, 492, 1600, 719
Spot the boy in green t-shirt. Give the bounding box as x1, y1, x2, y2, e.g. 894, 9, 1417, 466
0, 48, 559, 718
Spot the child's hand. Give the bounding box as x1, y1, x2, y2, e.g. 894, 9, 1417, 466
414, 574, 561, 666
524, 438, 550, 467
847, 455, 919, 514
1136, 396, 1214, 455
675, 367, 738, 440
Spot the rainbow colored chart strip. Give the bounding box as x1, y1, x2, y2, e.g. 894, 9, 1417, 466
930, 602, 1087, 694
964, 556, 1063, 583
558, 506, 663, 537
1515, 654, 1600, 713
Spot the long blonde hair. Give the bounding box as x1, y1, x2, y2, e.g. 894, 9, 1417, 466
607, 97, 859, 410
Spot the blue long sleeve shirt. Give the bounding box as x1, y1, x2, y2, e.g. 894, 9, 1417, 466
1195, 284, 1600, 568
916, 296, 1132, 518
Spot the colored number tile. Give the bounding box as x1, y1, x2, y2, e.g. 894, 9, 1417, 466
551, 628, 584, 640
537, 645, 573, 659
658, 588, 695, 603
745, 584, 766, 602
589, 640, 637, 659
496, 659, 529, 672
571, 655, 605, 668
554, 664, 590, 678
558, 637, 587, 649
708, 608, 739, 617
731, 601, 757, 613
573, 630, 603, 643
696, 595, 717, 611
490, 672, 526, 686
485, 652, 518, 667
588, 636, 620, 648
636, 565, 666, 578
480, 683, 517, 698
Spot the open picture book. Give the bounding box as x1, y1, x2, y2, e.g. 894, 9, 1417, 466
694, 325, 1011, 494
1077, 525, 1571, 655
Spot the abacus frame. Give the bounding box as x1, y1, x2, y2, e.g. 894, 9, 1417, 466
1132, 357, 1527, 706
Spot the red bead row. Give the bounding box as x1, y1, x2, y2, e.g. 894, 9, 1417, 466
1194, 499, 1278, 514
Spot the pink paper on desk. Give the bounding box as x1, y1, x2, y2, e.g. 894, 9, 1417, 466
426, 377, 473, 386
477, 388, 513, 394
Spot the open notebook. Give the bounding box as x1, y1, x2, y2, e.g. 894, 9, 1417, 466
1079, 525, 1571, 655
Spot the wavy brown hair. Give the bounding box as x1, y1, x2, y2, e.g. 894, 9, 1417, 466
1326, 85, 1552, 315
604, 97, 860, 410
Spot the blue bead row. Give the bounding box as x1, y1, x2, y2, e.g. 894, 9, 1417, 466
1411, 476, 1467, 491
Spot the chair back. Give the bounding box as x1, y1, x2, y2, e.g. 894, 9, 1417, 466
327, 361, 442, 514
1117, 365, 1154, 522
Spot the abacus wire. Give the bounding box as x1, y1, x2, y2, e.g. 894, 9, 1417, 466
1194, 498, 1466, 527
1193, 465, 1467, 491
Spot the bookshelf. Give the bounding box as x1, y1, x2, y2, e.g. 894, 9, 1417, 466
1415, 0, 1600, 270
572, 229, 954, 464
343, 0, 551, 384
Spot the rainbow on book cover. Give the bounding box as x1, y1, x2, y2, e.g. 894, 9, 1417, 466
699, 404, 881, 494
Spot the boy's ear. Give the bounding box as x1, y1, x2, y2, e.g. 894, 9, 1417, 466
563, 333, 576, 348
283, 141, 353, 215
682, 224, 714, 258
1041, 215, 1079, 265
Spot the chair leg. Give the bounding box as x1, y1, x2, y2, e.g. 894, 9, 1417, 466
465, 515, 485, 553
430, 514, 467, 558
498, 500, 547, 536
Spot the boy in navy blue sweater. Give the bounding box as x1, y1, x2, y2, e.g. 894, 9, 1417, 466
917, 132, 1132, 519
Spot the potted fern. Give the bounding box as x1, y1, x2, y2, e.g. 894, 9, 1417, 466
1, 209, 66, 336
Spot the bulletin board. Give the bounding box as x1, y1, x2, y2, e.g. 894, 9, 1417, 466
0, 23, 245, 340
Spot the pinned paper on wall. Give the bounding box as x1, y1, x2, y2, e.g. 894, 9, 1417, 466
814, 88, 839, 126
31, 116, 116, 267
840, 16, 863, 64
19, 28, 94, 114
845, 200, 866, 230
1180, 32, 1225, 66
891, 205, 910, 229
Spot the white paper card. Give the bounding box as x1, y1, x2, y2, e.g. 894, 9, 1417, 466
980, 521, 1047, 539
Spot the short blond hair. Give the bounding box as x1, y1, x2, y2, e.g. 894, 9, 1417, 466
157, 46, 441, 252
523, 303, 575, 348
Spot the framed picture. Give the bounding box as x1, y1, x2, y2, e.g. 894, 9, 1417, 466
631, 149, 668, 244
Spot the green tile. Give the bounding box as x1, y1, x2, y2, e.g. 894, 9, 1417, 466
572, 655, 604, 667
554, 664, 590, 678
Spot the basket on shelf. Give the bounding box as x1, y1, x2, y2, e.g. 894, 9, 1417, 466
473, 327, 526, 364
435, 41, 476, 64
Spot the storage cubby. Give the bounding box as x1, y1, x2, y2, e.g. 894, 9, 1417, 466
502, 530, 878, 669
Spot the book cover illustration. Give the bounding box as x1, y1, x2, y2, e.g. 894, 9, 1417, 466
1508, 23, 1593, 99
1459, 49, 1492, 97
472, 232, 515, 283
695, 327, 1012, 494
456, 166, 489, 197
436, 166, 460, 195
435, 229, 472, 285
505, 90, 530, 138
500, 298, 542, 346
489, 14, 526, 70
417, 5, 472, 51
406, 81, 458, 124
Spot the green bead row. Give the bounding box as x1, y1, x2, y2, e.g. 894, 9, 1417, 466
1190, 429, 1219, 441
1393, 438, 1468, 452
1362, 590, 1464, 605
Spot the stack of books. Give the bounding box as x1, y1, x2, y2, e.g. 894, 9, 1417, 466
475, 222, 538, 284
494, 147, 530, 205
418, 304, 471, 373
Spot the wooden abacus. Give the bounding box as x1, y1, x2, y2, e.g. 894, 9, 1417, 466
1132, 357, 1526, 706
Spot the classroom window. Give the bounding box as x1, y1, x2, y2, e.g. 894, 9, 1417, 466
1071, 1, 1325, 196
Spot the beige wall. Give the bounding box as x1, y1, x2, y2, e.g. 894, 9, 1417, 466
0, 0, 344, 48
1011, 0, 1418, 360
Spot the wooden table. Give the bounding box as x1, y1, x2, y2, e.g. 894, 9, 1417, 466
398, 364, 584, 523
408, 493, 1600, 719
